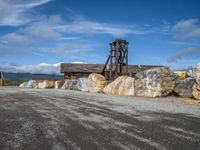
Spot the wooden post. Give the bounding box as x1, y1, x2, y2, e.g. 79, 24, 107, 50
120, 48, 123, 75
115, 41, 119, 78
109, 44, 113, 80
126, 43, 128, 75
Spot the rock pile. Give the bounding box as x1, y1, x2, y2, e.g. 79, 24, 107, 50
18, 62, 200, 101
103, 76, 135, 96
134, 67, 176, 97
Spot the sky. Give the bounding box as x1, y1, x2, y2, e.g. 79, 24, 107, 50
0, 0, 200, 74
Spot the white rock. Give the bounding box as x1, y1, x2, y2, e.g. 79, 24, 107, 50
103, 76, 135, 96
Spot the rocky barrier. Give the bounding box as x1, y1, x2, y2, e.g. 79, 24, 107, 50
19, 62, 200, 100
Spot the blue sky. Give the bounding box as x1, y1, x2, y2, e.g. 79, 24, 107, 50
0, 0, 200, 74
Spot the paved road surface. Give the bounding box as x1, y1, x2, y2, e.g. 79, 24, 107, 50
0, 87, 200, 150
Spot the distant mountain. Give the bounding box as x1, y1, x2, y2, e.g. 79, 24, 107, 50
2, 72, 64, 81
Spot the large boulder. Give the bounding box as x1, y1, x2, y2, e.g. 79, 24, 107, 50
103, 76, 135, 96
37, 82, 45, 89
27, 80, 37, 88
174, 77, 195, 98
62, 80, 71, 89
195, 62, 200, 84
37, 80, 55, 89
70, 80, 80, 91
192, 84, 200, 100
61, 80, 79, 90
88, 73, 107, 93
34, 80, 43, 88
77, 78, 89, 92
55, 80, 65, 89
135, 67, 176, 97
19, 82, 28, 88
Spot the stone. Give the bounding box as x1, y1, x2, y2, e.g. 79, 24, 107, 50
88, 73, 107, 93
192, 84, 200, 100
135, 67, 176, 97
195, 62, 200, 84
174, 77, 195, 98
37, 80, 55, 88
103, 76, 135, 96
77, 78, 89, 92
70, 80, 80, 91
19, 82, 28, 88
44, 80, 55, 88
34, 80, 43, 88
62, 80, 71, 89
27, 80, 37, 88
61, 80, 79, 90
55, 80, 65, 89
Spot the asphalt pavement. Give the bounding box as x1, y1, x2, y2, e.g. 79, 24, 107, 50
0, 87, 200, 150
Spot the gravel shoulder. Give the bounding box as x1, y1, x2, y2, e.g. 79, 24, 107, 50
0, 87, 200, 150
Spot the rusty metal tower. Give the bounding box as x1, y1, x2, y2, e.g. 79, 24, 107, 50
102, 39, 129, 80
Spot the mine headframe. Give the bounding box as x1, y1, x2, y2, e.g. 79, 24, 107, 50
102, 39, 129, 80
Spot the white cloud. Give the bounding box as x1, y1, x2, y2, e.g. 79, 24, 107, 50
173, 19, 198, 31
0, 15, 63, 45
16, 0, 53, 9
0, 0, 53, 26
52, 41, 97, 56
0, 62, 61, 74
167, 47, 200, 62
2, 33, 31, 44
0, 62, 90, 74
172, 18, 200, 39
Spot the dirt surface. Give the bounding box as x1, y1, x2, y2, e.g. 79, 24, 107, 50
0, 87, 200, 150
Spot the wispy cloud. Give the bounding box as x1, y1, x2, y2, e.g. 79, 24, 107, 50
0, 0, 53, 26
53, 42, 95, 57
172, 18, 200, 40
56, 20, 146, 37
167, 47, 200, 62
0, 6, 155, 71
0, 15, 63, 44
1, 14, 146, 45
2, 33, 31, 45
0, 12, 152, 60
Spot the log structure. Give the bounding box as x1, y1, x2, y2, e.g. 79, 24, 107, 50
61, 39, 163, 80
102, 39, 129, 80
60, 63, 162, 80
